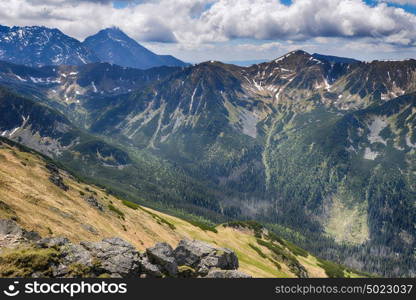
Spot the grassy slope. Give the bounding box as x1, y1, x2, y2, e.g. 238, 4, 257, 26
0, 139, 362, 278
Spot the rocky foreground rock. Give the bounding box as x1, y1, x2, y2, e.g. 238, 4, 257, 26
0, 219, 251, 278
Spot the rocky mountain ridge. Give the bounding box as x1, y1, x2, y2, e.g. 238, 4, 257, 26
0, 25, 186, 69
0, 25, 99, 67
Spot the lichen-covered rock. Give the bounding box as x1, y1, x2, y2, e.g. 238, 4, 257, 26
80, 238, 140, 277
205, 270, 252, 278
146, 242, 178, 277
173, 239, 216, 268
43, 237, 142, 278
51, 244, 93, 277
199, 248, 239, 273
173, 239, 239, 276
61, 244, 93, 266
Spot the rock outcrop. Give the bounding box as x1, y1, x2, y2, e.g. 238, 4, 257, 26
0, 220, 251, 278
83, 196, 104, 211
46, 163, 69, 191
173, 239, 239, 276
0, 219, 40, 248
146, 242, 178, 277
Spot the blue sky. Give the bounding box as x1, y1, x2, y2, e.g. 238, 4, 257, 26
365, 0, 416, 13
1, 0, 416, 63
113, 1, 128, 9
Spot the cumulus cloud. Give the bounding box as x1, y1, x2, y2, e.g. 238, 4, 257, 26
1, 0, 416, 60
0, 0, 180, 42
2, 0, 416, 45
193, 0, 416, 45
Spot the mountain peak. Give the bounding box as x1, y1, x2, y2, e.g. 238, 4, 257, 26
273, 50, 311, 63
83, 28, 188, 69
103, 26, 123, 33
289, 49, 310, 56
96, 27, 128, 38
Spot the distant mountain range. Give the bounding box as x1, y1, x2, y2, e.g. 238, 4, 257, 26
0, 25, 99, 67
0, 25, 187, 69
0, 37, 415, 278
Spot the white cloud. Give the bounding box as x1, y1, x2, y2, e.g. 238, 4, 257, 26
193, 0, 416, 44
0, 0, 416, 61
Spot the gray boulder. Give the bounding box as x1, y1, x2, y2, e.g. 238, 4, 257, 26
138, 254, 164, 278
173, 239, 239, 276
173, 239, 216, 268
51, 243, 94, 277
199, 248, 239, 272
146, 242, 178, 277
49, 237, 141, 278
61, 244, 93, 266
80, 237, 140, 277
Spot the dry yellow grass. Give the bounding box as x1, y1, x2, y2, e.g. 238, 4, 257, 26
0, 141, 335, 278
